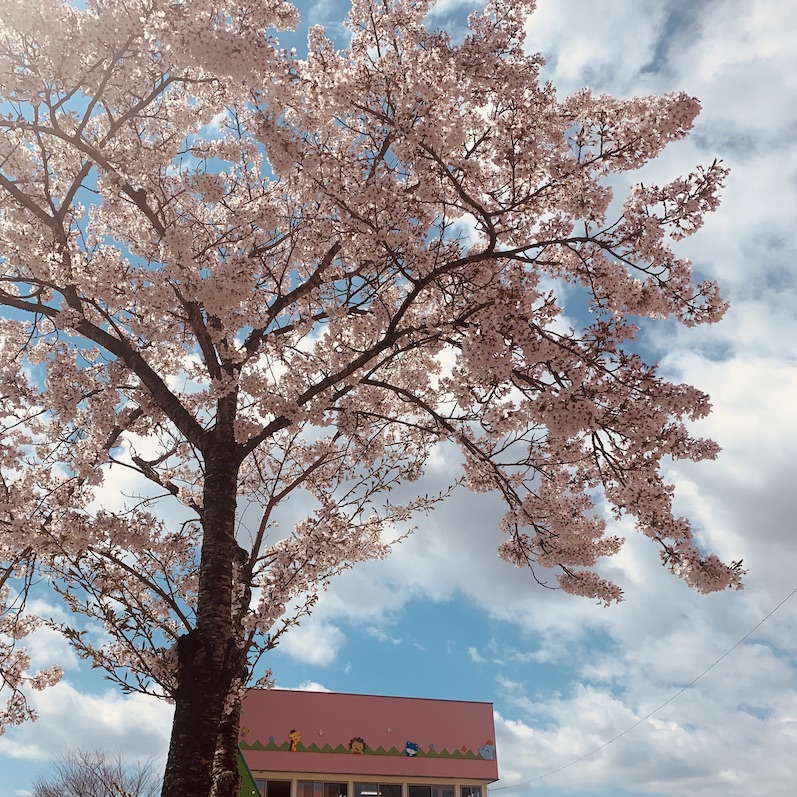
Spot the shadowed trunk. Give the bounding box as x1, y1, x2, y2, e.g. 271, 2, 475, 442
160, 436, 243, 797
211, 694, 244, 797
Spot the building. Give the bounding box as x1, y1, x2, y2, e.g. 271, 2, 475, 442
238, 690, 499, 797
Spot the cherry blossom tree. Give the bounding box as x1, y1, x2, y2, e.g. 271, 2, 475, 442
0, 0, 744, 794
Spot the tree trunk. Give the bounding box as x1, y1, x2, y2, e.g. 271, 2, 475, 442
160, 436, 242, 797
211, 694, 244, 797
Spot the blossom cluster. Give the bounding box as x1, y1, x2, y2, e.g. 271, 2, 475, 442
0, 0, 744, 737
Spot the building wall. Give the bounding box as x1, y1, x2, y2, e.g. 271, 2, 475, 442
240, 690, 499, 782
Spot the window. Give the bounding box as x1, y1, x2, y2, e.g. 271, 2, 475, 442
256, 781, 292, 797
355, 783, 402, 797
298, 782, 348, 797
461, 788, 482, 797
408, 785, 454, 797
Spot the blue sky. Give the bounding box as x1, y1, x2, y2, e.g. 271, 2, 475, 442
2, 1, 797, 796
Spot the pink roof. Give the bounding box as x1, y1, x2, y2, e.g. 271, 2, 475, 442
240, 690, 498, 782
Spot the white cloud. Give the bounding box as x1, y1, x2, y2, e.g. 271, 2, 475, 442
366, 626, 401, 644
23, 624, 80, 674
277, 621, 347, 666
525, 0, 667, 96
468, 646, 486, 663
287, 680, 332, 693
0, 680, 172, 764
491, 629, 797, 796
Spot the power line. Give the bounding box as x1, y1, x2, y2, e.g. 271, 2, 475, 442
489, 584, 797, 793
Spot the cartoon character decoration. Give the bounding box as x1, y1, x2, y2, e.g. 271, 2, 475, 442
289, 729, 301, 751
349, 737, 366, 754
478, 740, 496, 760
404, 741, 419, 757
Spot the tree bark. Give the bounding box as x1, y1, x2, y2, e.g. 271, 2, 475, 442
211, 694, 244, 797
160, 435, 243, 797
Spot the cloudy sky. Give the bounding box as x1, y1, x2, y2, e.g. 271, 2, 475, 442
2, 1, 796, 796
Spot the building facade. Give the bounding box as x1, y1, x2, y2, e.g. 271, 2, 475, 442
239, 690, 499, 797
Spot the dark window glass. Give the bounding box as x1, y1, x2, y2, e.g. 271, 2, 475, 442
410, 785, 454, 797
300, 782, 347, 797
461, 788, 482, 797
269, 782, 292, 797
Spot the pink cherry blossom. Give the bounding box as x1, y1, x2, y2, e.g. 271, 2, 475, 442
0, 1, 744, 794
